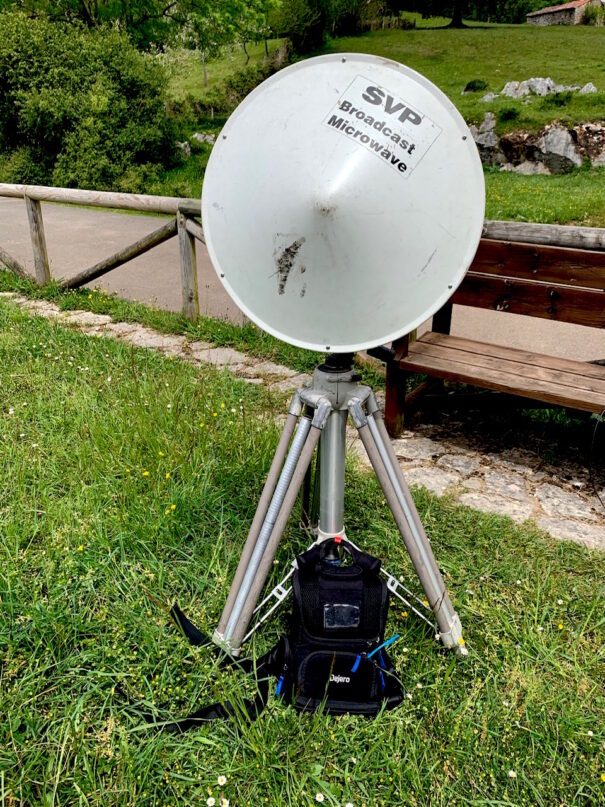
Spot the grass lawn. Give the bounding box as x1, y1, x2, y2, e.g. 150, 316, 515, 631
485, 166, 605, 227
170, 26, 605, 135
1, 301, 604, 805
324, 25, 605, 133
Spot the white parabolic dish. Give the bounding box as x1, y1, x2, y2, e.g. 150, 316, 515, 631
202, 53, 485, 353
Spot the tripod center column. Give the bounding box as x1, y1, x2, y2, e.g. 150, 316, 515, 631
319, 409, 348, 537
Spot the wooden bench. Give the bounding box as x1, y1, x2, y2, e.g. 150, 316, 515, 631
384, 221, 605, 436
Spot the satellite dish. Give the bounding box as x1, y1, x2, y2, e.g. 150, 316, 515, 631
202, 53, 485, 353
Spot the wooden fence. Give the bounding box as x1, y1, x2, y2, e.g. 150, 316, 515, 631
0, 184, 204, 320
2, 183, 605, 324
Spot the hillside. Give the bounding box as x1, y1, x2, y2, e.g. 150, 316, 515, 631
325, 25, 605, 132
173, 24, 605, 134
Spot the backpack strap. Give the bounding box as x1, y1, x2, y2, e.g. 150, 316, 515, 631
142, 604, 287, 733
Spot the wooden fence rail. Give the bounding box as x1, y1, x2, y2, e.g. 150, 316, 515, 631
0, 184, 204, 320
1, 183, 604, 323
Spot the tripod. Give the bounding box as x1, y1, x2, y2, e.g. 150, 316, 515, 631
213, 354, 466, 657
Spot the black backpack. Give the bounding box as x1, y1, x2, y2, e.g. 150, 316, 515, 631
276, 539, 403, 715
157, 539, 403, 731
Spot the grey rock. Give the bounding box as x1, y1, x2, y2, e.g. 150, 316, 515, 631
501, 80, 531, 99
535, 483, 598, 521
239, 361, 298, 379
437, 453, 481, 477
592, 149, 605, 168
176, 141, 191, 157
269, 373, 312, 392
484, 469, 527, 502
459, 492, 534, 522
79, 325, 109, 337
189, 345, 250, 367
392, 436, 446, 461
527, 77, 557, 96
538, 518, 605, 551
0, 292, 18, 297
119, 328, 186, 354
405, 467, 460, 496
484, 451, 536, 475
501, 160, 551, 175
535, 125, 583, 173
61, 310, 112, 327
192, 132, 216, 144
20, 300, 61, 319
475, 129, 500, 149
462, 477, 483, 491
480, 92, 497, 103
186, 339, 213, 352
579, 82, 597, 95
479, 112, 497, 132
104, 322, 144, 337
469, 113, 507, 165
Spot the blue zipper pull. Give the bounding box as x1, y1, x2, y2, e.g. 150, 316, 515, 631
275, 675, 284, 696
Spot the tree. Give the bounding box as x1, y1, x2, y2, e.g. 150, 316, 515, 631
177, 0, 277, 85
271, 0, 331, 53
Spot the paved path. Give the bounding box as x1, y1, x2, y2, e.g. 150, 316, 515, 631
2, 291, 603, 551
2, 198, 605, 361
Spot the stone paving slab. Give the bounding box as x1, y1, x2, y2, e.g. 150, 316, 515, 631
3, 292, 604, 552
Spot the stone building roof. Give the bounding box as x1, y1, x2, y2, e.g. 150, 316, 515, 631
526, 0, 590, 16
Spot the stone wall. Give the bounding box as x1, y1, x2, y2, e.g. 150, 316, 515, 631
527, 8, 576, 25
469, 114, 605, 174
527, 0, 599, 25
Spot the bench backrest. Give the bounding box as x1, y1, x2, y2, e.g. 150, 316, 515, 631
450, 238, 605, 329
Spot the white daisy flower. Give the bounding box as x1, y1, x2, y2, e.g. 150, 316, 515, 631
206, 799, 215, 807
217, 776, 227, 786
508, 770, 517, 778
315, 794, 324, 803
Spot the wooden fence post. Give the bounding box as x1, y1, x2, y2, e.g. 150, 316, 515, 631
24, 195, 50, 284
177, 211, 199, 321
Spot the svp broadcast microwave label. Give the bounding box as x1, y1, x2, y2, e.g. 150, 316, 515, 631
323, 75, 442, 178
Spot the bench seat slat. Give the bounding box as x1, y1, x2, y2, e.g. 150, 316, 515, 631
473, 239, 605, 290
400, 334, 605, 412
421, 332, 605, 383
409, 341, 605, 397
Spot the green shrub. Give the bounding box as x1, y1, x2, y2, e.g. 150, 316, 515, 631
399, 14, 417, 29
498, 106, 520, 123
464, 79, 489, 93
541, 91, 573, 108
181, 42, 293, 117
0, 11, 175, 191
582, 3, 605, 24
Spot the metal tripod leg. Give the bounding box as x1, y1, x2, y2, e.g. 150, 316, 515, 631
216, 399, 331, 654
215, 393, 302, 638
349, 398, 466, 655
